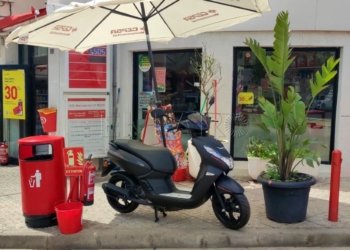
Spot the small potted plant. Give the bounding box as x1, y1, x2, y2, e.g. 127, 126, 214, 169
244, 11, 339, 223
247, 137, 321, 180
189, 45, 222, 118
246, 137, 276, 180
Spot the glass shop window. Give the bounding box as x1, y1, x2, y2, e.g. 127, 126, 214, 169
233, 49, 339, 162
135, 50, 201, 132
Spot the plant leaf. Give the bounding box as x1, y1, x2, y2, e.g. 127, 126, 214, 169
244, 38, 270, 75
266, 11, 293, 96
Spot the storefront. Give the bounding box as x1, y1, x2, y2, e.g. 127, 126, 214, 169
47, 46, 113, 161
0, 45, 49, 164
0, 0, 49, 164
115, 1, 350, 177
4, 0, 350, 177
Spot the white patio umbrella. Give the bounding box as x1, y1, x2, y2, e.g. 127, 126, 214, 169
6, 0, 270, 145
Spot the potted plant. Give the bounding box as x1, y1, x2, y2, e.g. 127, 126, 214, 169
244, 11, 339, 223
189, 45, 222, 118
293, 148, 321, 178
247, 138, 321, 180
246, 137, 276, 180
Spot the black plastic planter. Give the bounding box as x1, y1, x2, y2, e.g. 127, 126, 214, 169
257, 174, 316, 223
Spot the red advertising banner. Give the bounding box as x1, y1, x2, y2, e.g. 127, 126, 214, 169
69, 46, 107, 89
68, 110, 106, 119
155, 67, 166, 92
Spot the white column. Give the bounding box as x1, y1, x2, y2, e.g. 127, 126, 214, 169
334, 46, 350, 177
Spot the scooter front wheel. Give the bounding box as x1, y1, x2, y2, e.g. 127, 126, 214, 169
212, 193, 250, 230
106, 174, 139, 213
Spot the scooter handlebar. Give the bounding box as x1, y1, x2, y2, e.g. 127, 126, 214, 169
166, 125, 178, 132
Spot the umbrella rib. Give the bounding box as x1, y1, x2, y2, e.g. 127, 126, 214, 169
75, 6, 122, 49
132, 3, 142, 18
147, 0, 164, 17
149, 0, 179, 19
148, 1, 177, 38
100, 6, 142, 21
204, 0, 259, 13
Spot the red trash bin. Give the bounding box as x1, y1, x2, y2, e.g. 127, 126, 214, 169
18, 135, 66, 228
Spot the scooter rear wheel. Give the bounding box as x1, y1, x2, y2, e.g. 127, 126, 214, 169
212, 193, 250, 230
106, 174, 139, 213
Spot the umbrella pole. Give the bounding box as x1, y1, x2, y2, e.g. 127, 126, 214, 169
141, 3, 167, 148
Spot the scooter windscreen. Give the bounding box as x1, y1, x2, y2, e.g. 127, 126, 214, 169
187, 112, 209, 131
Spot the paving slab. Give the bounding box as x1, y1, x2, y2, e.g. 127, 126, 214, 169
0, 166, 350, 249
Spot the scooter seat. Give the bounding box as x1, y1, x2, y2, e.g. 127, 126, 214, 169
112, 139, 177, 174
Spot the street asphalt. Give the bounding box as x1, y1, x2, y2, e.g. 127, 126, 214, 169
0, 165, 350, 249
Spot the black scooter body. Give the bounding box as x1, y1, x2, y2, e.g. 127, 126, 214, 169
102, 106, 250, 229
103, 136, 242, 210
102, 111, 245, 213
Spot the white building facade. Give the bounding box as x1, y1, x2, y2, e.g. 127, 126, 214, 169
112, 0, 350, 177
1, 0, 350, 177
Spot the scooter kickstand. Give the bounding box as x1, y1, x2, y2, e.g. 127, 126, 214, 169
160, 207, 167, 218
154, 207, 167, 222
154, 207, 160, 222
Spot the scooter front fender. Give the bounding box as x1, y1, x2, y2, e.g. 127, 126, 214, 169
215, 174, 244, 194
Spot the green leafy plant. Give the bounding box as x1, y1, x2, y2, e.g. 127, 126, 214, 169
132, 122, 143, 140
246, 136, 277, 160
262, 164, 313, 182
244, 11, 340, 181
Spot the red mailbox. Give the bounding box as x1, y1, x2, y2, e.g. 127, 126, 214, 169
18, 135, 66, 228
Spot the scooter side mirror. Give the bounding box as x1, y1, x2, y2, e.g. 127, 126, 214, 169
150, 108, 166, 119
209, 96, 215, 106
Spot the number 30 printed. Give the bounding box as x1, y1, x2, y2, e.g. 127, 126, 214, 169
4, 86, 17, 100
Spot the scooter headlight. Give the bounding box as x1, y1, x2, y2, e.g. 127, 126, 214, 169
204, 146, 234, 169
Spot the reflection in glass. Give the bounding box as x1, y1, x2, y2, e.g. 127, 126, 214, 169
234, 49, 338, 162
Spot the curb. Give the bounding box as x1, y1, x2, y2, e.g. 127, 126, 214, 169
1, 228, 350, 249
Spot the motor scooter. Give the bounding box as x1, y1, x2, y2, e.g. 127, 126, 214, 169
101, 108, 250, 230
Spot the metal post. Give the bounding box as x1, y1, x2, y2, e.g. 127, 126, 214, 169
328, 149, 342, 222
140, 2, 166, 147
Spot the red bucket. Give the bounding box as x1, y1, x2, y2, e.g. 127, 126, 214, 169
55, 201, 83, 234
37, 108, 57, 133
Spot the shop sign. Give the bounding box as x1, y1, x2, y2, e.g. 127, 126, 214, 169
69, 46, 107, 89
238, 92, 254, 105
66, 97, 109, 158
139, 55, 151, 72
139, 92, 153, 108
154, 67, 166, 92
2, 69, 26, 120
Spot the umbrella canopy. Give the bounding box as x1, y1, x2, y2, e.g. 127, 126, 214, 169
6, 0, 270, 52
6, 0, 270, 146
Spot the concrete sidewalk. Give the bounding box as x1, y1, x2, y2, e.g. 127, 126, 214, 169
0, 165, 349, 249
